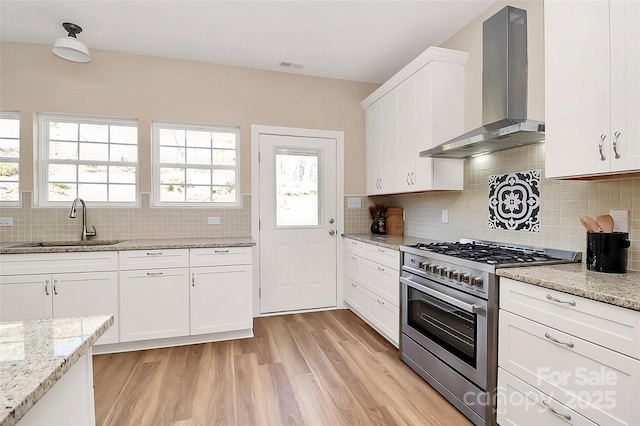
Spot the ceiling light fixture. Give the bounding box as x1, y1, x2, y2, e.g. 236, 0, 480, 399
52, 22, 91, 63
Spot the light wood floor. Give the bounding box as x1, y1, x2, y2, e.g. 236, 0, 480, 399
93, 309, 471, 426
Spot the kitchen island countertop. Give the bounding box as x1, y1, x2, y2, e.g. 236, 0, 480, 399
497, 263, 640, 312
0, 315, 113, 426
0, 237, 255, 255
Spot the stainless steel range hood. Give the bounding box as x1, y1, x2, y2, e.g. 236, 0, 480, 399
420, 6, 544, 159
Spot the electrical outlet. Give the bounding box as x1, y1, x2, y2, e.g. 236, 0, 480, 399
347, 197, 362, 208
609, 210, 629, 232
441, 210, 449, 224
0, 217, 13, 226
207, 217, 221, 225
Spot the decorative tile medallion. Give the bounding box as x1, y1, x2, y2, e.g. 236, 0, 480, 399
488, 170, 541, 232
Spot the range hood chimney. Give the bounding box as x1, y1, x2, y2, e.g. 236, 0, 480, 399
420, 6, 544, 159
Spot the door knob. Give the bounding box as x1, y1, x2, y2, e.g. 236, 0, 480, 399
329, 218, 335, 224
329, 230, 336, 236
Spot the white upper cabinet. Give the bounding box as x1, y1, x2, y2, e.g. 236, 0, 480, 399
362, 47, 468, 195
545, 0, 640, 178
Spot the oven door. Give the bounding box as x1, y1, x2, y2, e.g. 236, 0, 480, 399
401, 273, 487, 389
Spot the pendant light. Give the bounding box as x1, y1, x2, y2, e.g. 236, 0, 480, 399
52, 22, 91, 63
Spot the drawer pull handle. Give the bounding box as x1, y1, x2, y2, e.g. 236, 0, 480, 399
542, 400, 571, 421
215, 250, 230, 253
352, 256, 357, 261
377, 299, 385, 305
545, 294, 576, 306
351, 283, 357, 287
44, 280, 50, 296
544, 332, 574, 348
377, 248, 385, 253
146, 272, 164, 276
377, 266, 385, 272
147, 252, 163, 256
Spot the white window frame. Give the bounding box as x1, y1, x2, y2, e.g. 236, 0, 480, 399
152, 121, 241, 208
0, 111, 21, 207
37, 113, 139, 207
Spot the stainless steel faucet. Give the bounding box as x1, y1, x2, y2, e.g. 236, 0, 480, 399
69, 198, 97, 241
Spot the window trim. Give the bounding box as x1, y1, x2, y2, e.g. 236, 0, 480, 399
37, 113, 139, 207
0, 111, 21, 207
151, 121, 242, 208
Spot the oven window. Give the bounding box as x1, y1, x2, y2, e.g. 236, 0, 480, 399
407, 286, 477, 367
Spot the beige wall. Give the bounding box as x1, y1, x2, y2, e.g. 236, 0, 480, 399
0, 41, 378, 195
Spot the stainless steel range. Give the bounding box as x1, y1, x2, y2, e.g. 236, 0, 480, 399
399, 239, 581, 426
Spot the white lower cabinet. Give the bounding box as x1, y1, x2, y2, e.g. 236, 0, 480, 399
119, 267, 190, 342
498, 278, 640, 426
190, 265, 252, 335
343, 238, 399, 346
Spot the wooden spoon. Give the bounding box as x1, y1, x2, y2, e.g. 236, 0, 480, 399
596, 214, 614, 233
580, 215, 600, 232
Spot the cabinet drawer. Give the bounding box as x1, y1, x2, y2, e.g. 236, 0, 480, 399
0, 251, 117, 275
344, 277, 367, 316
118, 249, 189, 270
190, 247, 252, 267
367, 290, 399, 347
366, 260, 399, 307
366, 244, 399, 269
500, 277, 640, 359
497, 368, 597, 426
344, 238, 367, 257
499, 310, 640, 426
344, 252, 366, 286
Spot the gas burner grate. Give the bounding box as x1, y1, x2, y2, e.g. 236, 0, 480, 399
413, 241, 560, 265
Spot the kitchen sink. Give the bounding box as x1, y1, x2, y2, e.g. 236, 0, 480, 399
9, 240, 123, 248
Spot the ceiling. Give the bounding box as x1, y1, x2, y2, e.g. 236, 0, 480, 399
0, 1, 495, 84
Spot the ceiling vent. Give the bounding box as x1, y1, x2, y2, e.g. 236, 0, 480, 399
278, 61, 303, 69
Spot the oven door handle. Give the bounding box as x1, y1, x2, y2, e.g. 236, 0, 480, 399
400, 276, 485, 315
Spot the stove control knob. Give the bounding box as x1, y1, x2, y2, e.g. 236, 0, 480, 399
440, 267, 449, 277
419, 262, 429, 271
460, 272, 470, 284
433, 265, 442, 274
472, 276, 483, 287
448, 270, 459, 280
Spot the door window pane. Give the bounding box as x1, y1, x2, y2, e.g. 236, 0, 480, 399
275, 149, 319, 227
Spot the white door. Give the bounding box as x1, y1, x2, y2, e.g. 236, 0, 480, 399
259, 133, 337, 314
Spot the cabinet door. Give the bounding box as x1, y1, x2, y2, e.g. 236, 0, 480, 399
119, 268, 190, 342
52, 271, 119, 345
366, 93, 396, 195
545, 0, 612, 178
0, 274, 52, 321
190, 265, 252, 335
344, 252, 366, 287
394, 77, 415, 193
609, 0, 640, 172
344, 277, 367, 315
367, 291, 399, 347
366, 100, 383, 195
366, 260, 399, 307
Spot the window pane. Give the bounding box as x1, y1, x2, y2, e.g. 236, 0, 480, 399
159, 167, 185, 185
50, 122, 78, 141
160, 184, 185, 201
109, 166, 136, 183
0, 119, 19, 138
160, 147, 186, 164
80, 123, 108, 142
186, 148, 211, 165
109, 184, 136, 202
186, 185, 211, 202
211, 169, 235, 186
0, 162, 19, 181
186, 168, 210, 185
79, 142, 108, 161
50, 141, 78, 160
212, 186, 236, 202
0, 139, 19, 158
159, 128, 185, 147
110, 126, 137, 144
49, 164, 76, 182
79, 184, 107, 201
0, 182, 18, 201
110, 144, 137, 162
275, 151, 319, 227
48, 183, 76, 201
212, 149, 236, 166
186, 130, 210, 148
79, 165, 107, 183
211, 132, 236, 149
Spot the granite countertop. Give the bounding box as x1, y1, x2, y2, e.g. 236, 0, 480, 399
0, 237, 256, 255
342, 233, 437, 250
0, 315, 113, 426
497, 263, 640, 312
